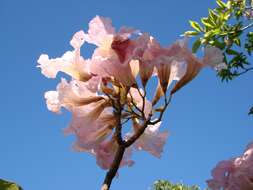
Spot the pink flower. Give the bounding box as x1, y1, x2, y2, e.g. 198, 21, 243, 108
84, 16, 141, 86
89, 56, 138, 86
169, 38, 205, 94
131, 122, 169, 158
207, 141, 253, 190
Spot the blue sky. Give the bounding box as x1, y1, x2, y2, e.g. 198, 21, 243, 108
1, 0, 252, 190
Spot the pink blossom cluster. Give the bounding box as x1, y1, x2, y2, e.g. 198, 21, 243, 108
207, 142, 253, 190
38, 16, 224, 170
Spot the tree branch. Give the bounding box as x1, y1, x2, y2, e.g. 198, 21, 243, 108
235, 66, 253, 76
101, 87, 173, 190
101, 145, 126, 190
101, 88, 126, 190
125, 94, 173, 147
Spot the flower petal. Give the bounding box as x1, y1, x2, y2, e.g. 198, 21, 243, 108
84, 16, 116, 46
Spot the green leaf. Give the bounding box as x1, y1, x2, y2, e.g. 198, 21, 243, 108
0, 179, 23, 190
153, 180, 201, 190
192, 39, 201, 53
189, 20, 203, 32
226, 1, 232, 9
209, 9, 219, 22
221, 11, 231, 21
204, 30, 215, 39
184, 31, 200, 36
234, 38, 241, 46
213, 40, 226, 49
201, 17, 215, 28
226, 48, 239, 55
216, 0, 227, 9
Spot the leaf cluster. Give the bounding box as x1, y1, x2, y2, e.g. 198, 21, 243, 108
152, 180, 204, 190
184, 0, 253, 81
0, 179, 23, 190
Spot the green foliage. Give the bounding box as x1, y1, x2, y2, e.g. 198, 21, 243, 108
152, 180, 204, 190
184, 0, 253, 81
0, 179, 23, 190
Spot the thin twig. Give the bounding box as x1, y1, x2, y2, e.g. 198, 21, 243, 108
129, 90, 143, 114
149, 94, 172, 126
241, 22, 253, 31
235, 67, 253, 76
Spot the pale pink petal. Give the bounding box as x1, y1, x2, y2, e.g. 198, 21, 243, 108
203, 46, 226, 72
63, 107, 115, 157
207, 141, 253, 190
37, 51, 91, 81
84, 16, 116, 46
133, 122, 169, 158
56, 78, 104, 111
44, 91, 61, 113
167, 60, 187, 88
69, 117, 113, 152
90, 55, 136, 86
70, 30, 85, 49
37, 54, 60, 78
45, 78, 103, 115
95, 139, 134, 170
133, 34, 159, 85
118, 26, 138, 40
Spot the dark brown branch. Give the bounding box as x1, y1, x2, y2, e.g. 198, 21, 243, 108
124, 118, 150, 147
101, 145, 126, 190
125, 94, 172, 147
101, 88, 126, 190
149, 94, 172, 125
114, 109, 124, 145
101, 87, 173, 190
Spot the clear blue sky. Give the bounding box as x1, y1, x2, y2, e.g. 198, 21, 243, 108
1, 0, 252, 190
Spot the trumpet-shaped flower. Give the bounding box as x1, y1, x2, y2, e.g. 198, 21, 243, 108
84, 16, 143, 86
66, 109, 115, 155
44, 78, 104, 113
134, 34, 158, 86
